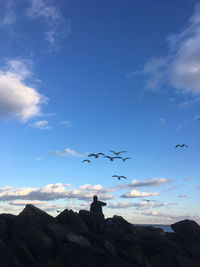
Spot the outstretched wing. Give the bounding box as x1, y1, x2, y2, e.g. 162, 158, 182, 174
112, 175, 118, 178
104, 155, 111, 159
97, 152, 105, 156
108, 150, 116, 154
119, 151, 127, 154
121, 176, 127, 179
175, 145, 180, 148
88, 153, 96, 157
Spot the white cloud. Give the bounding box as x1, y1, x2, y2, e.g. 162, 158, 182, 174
49, 147, 85, 158
0, 59, 48, 122
30, 120, 51, 129
121, 190, 159, 198
26, 0, 70, 49
120, 178, 169, 189
131, 3, 200, 97
60, 120, 71, 126
0, 0, 16, 27
141, 211, 200, 222
0, 183, 114, 202
108, 201, 176, 209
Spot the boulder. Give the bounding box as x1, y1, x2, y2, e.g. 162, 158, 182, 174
175, 255, 200, 267
149, 253, 177, 267
121, 245, 152, 267
66, 232, 91, 247
18, 204, 55, 224
56, 209, 88, 234
0, 237, 21, 267
79, 210, 105, 233
9, 234, 36, 266
171, 219, 200, 242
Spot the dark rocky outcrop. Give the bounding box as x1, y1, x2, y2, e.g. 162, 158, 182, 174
0, 204, 199, 267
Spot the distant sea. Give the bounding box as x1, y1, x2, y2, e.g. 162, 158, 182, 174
133, 224, 174, 233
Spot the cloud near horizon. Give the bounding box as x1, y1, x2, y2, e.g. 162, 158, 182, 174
0, 59, 48, 122
141, 211, 200, 222
121, 190, 159, 198
0, 183, 114, 202
119, 178, 169, 190
108, 200, 176, 210
129, 3, 200, 97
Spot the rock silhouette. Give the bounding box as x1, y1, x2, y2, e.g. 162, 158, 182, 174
0, 204, 199, 267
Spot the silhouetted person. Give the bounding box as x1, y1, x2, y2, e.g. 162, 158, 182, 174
90, 195, 106, 217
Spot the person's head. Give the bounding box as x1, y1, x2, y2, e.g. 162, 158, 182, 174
93, 195, 98, 202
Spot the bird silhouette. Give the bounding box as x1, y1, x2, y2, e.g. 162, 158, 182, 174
112, 175, 127, 180
56, 210, 61, 213
118, 157, 131, 162
108, 150, 127, 156
104, 155, 118, 161
143, 199, 156, 202
175, 144, 188, 148
82, 159, 91, 163
88, 153, 104, 158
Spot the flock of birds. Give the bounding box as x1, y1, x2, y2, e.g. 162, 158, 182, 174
82, 150, 130, 180
81, 143, 190, 181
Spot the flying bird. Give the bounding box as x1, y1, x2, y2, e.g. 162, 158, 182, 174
175, 144, 188, 148
82, 159, 91, 163
88, 153, 104, 158
112, 175, 127, 180
104, 155, 118, 161
143, 199, 156, 202
118, 157, 131, 162
56, 210, 61, 213
108, 150, 127, 156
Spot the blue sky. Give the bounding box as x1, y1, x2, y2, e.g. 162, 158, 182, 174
0, 0, 199, 224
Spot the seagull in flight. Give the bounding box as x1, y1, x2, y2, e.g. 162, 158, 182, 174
56, 210, 61, 213
143, 199, 156, 202
108, 150, 127, 156
88, 153, 104, 158
118, 157, 131, 162
104, 155, 118, 161
175, 144, 188, 148
112, 175, 127, 180
82, 159, 91, 163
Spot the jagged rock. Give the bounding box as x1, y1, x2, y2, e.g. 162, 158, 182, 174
79, 210, 105, 233
66, 232, 91, 247
9, 234, 36, 266
18, 204, 55, 224
104, 240, 116, 256
149, 253, 177, 267
175, 255, 200, 267
0, 214, 16, 240
0, 237, 21, 267
47, 222, 70, 242
56, 209, 88, 234
121, 245, 152, 267
171, 219, 200, 242
0, 206, 199, 267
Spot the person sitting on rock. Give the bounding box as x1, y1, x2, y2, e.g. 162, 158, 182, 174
90, 195, 106, 218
